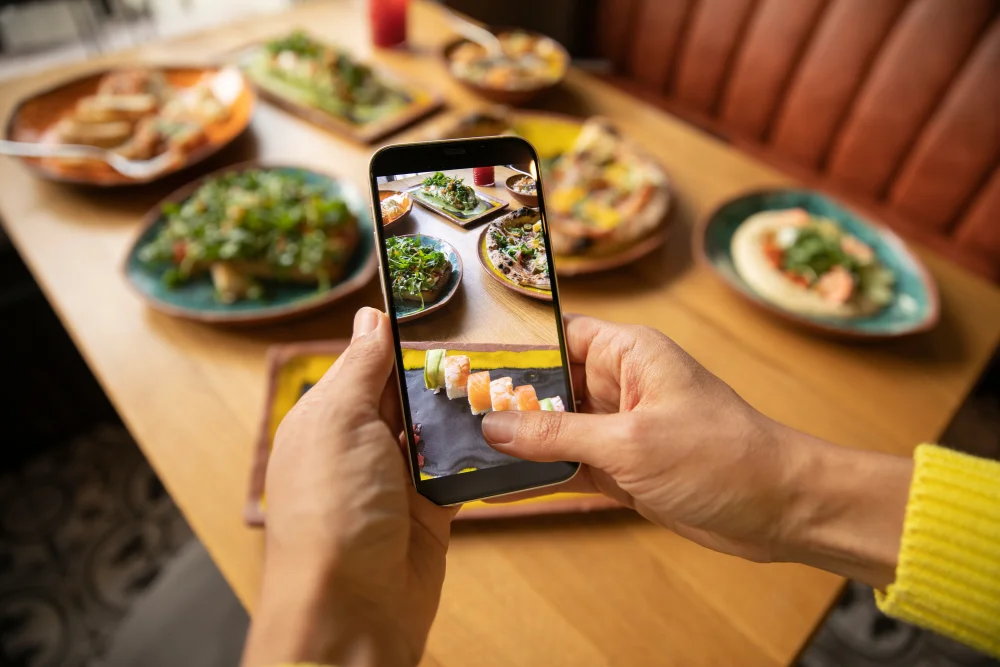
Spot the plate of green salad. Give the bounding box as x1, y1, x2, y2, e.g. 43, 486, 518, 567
240, 31, 443, 143
408, 171, 508, 226
125, 163, 377, 325
385, 234, 463, 323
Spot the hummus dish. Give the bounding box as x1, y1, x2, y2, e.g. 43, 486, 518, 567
731, 208, 895, 318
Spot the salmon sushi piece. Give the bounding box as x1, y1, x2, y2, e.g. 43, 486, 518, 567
444, 355, 471, 400
490, 377, 515, 412
513, 385, 540, 411
467, 371, 492, 415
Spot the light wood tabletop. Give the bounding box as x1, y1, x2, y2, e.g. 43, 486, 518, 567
383, 166, 559, 347
2, 2, 1000, 666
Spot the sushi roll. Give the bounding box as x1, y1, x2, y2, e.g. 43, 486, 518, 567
424, 349, 446, 393
490, 377, 515, 412
513, 385, 540, 411
444, 355, 471, 400
467, 371, 493, 415
539, 396, 566, 412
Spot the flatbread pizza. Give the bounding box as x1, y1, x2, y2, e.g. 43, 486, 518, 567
546, 118, 670, 256
485, 207, 550, 290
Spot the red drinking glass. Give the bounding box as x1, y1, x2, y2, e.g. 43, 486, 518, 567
473, 166, 495, 186
370, 0, 408, 48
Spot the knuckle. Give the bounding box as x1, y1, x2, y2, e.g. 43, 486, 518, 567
524, 412, 565, 445
616, 414, 652, 468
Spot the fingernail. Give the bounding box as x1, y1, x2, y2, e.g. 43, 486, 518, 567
352, 308, 379, 340
482, 411, 520, 447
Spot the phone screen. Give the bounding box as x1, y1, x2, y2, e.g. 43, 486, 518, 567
371, 138, 577, 504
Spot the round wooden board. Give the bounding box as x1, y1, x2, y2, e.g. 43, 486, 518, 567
123, 162, 377, 325
5, 65, 256, 186
391, 234, 464, 323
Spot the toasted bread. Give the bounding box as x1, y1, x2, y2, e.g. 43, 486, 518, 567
395, 262, 452, 303
54, 118, 132, 148
75, 94, 157, 123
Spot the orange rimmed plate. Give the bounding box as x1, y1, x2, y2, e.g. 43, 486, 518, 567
5, 65, 255, 186
378, 189, 413, 228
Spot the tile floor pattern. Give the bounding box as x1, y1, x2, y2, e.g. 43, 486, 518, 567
0, 423, 997, 666
0, 425, 193, 667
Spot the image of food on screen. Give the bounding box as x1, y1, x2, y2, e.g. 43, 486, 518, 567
376, 163, 571, 478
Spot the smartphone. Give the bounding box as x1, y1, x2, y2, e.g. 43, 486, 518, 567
369, 136, 578, 505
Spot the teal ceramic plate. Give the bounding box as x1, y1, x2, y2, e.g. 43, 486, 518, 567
125, 163, 377, 325
390, 234, 463, 323
695, 189, 939, 339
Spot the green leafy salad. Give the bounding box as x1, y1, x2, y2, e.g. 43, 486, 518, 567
386, 235, 452, 308
764, 216, 894, 307
139, 169, 358, 303
417, 172, 484, 215
248, 31, 409, 124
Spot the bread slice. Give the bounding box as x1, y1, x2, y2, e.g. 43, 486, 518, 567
394, 262, 452, 303
75, 94, 157, 123
54, 118, 132, 148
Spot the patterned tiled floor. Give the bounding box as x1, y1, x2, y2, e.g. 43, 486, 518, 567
0, 426, 193, 667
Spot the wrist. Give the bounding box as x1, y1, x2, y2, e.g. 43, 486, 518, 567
778, 429, 913, 588
242, 556, 410, 667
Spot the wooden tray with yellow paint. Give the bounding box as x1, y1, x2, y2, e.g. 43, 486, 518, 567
245, 340, 617, 525
234, 33, 443, 144
427, 109, 675, 275
5, 66, 255, 186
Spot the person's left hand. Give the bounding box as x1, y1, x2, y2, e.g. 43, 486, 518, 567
241, 307, 458, 667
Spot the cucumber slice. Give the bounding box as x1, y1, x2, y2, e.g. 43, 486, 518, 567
539, 398, 554, 411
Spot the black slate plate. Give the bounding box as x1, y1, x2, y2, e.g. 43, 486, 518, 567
404, 367, 568, 477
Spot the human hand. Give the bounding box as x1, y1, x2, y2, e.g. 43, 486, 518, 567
242, 307, 458, 667
481, 316, 911, 587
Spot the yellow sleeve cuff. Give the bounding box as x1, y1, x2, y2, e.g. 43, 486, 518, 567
875, 444, 1000, 657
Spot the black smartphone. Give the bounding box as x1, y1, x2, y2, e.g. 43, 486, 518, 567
369, 136, 578, 505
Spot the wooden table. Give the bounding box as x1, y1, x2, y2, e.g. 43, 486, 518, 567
385, 167, 558, 347
2, 2, 999, 665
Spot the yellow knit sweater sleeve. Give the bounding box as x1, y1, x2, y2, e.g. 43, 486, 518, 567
876, 444, 1000, 657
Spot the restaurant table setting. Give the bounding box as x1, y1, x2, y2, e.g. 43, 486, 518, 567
1, 1, 999, 665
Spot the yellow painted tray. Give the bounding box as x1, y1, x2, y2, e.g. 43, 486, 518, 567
245, 340, 618, 525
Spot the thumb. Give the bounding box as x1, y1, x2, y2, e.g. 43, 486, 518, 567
314, 307, 394, 403
482, 410, 629, 470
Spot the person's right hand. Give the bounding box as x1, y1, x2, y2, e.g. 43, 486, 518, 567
481, 316, 912, 586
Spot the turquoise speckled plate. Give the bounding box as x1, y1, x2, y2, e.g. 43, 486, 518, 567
389, 234, 463, 323
695, 189, 939, 338
125, 163, 377, 325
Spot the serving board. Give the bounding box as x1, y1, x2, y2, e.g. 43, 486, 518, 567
400, 341, 568, 477
245, 340, 618, 526
408, 185, 509, 227
233, 37, 444, 144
